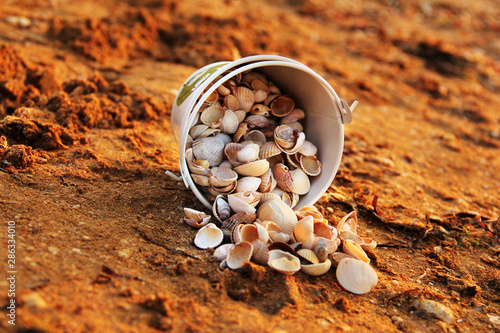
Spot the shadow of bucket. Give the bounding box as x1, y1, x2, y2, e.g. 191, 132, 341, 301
171, 55, 356, 210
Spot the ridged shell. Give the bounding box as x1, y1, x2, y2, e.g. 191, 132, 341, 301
233, 122, 250, 142
189, 124, 210, 140
197, 127, 221, 139
207, 181, 237, 196
331, 252, 355, 267
264, 221, 291, 243
228, 194, 257, 214
250, 104, 271, 117
280, 108, 305, 124
209, 167, 238, 187
258, 168, 276, 193
191, 174, 209, 186
236, 177, 262, 193
301, 259, 332, 276
293, 216, 315, 249
259, 141, 282, 159
268, 250, 301, 275
200, 105, 224, 128
186, 148, 210, 176
289, 168, 310, 195
234, 110, 247, 123
223, 94, 239, 110
227, 241, 253, 270
234, 86, 255, 112
300, 155, 322, 177
213, 244, 234, 261
298, 140, 317, 156
336, 258, 378, 294
231, 191, 262, 208
213, 195, 231, 223
192, 137, 225, 167
286, 153, 301, 169
259, 192, 282, 205
270, 96, 295, 117
215, 133, 233, 146
343, 239, 370, 263
232, 223, 269, 244
251, 240, 270, 265
219, 109, 239, 134
296, 248, 319, 264
257, 199, 298, 235
267, 154, 284, 172
234, 159, 270, 177
194, 223, 224, 249
242, 71, 268, 85
245, 115, 269, 128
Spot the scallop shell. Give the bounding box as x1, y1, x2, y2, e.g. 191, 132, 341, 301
207, 180, 237, 196
198, 127, 221, 139
343, 239, 370, 263
298, 140, 317, 156
300, 155, 322, 177
221, 211, 256, 231
331, 252, 355, 267
270, 96, 295, 117
301, 259, 332, 276
219, 109, 239, 134
233, 159, 270, 177
250, 104, 271, 117
257, 199, 298, 235
209, 167, 238, 187
192, 137, 225, 167
227, 241, 253, 270
234, 110, 247, 124
223, 94, 239, 110
296, 248, 319, 264
213, 195, 231, 223
259, 192, 282, 206
336, 258, 378, 294
183, 208, 211, 228
266, 154, 284, 172
289, 168, 310, 195
234, 86, 255, 112
263, 93, 279, 106
251, 240, 270, 265
263, 221, 291, 243
228, 194, 257, 214
293, 216, 315, 249
259, 141, 282, 160
236, 177, 262, 193
200, 105, 224, 128
242, 71, 268, 85
286, 153, 301, 169
258, 168, 276, 193
213, 244, 234, 261
280, 108, 305, 124
194, 223, 224, 249
268, 249, 301, 275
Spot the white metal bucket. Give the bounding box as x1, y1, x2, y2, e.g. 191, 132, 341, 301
171, 55, 355, 210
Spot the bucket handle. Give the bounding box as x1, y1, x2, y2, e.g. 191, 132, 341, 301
339, 99, 357, 124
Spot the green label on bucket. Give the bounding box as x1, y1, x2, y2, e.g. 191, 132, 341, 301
176, 63, 227, 106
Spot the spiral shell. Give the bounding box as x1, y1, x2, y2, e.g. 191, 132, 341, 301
213, 195, 231, 223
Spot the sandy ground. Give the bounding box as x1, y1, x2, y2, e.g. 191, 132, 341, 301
1, 0, 500, 332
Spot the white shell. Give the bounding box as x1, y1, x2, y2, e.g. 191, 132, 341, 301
336, 258, 378, 294
236, 177, 262, 193
293, 216, 315, 249
234, 87, 255, 112
215, 133, 233, 146
289, 168, 310, 195
227, 241, 253, 269
268, 250, 301, 275
343, 239, 370, 263
209, 167, 238, 187
192, 137, 225, 167
228, 194, 257, 214
194, 223, 224, 249
301, 259, 332, 276
200, 105, 224, 128
251, 240, 270, 265
257, 199, 298, 235
233, 159, 270, 177
219, 109, 239, 134
213, 244, 234, 261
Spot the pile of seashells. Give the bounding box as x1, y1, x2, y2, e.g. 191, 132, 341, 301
182, 69, 377, 294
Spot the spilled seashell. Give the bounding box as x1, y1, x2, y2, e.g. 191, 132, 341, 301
361, 238, 377, 252
270, 96, 295, 117
337, 211, 358, 233
227, 241, 253, 270
263, 220, 291, 243
194, 223, 224, 249
336, 258, 378, 294
331, 252, 355, 267
257, 199, 298, 235
184, 207, 211, 229
296, 248, 320, 264
343, 239, 370, 263
268, 249, 301, 275
221, 211, 257, 231
192, 137, 225, 167
301, 259, 332, 276
339, 230, 363, 244
251, 239, 270, 265
213, 244, 234, 261
232, 222, 269, 244
293, 216, 315, 249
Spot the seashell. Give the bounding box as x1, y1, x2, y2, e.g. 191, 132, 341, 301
223, 94, 239, 110
200, 105, 224, 128
236, 143, 260, 163
242, 71, 268, 85
253, 90, 268, 103
314, 237, 328, 262
280, 108, 305, 124
209, 167, 238, 187
191, 174, 209, 186
251, 239, 270, 265
298, 140, 317, 156
197, 127, 221, 139
236, 177, 262, 193
301, 259, 332, 276
215, 133, 232, 146
213, 244, 234, 261
251, 79, 271, 93
234, 159, 270, 177
231, 191, 262, 208
192, 137, 225, 167
259, 192, 282, 205
184, 207, 211, 229
286, 153, 301, 169
331, 252, 355, 267
244, 130, 267, 146
336, 258, 378, 294
412, 299, 455, 324
296, 248, 319, 264
227, 241, 253, 270
361, 238, 377, 252
232, 223, 269, 244
194, 223, 224, 249
280, 192, 292, 207
263, 221, 291, 243
218, 160, 233, 169
228, 194, 257, 215
337, 211, 358, 234
295, 206, 324, 222
189, 124, 210, 139
268, 242, 296, 254
300, 155, 322, 177
186, 148, 210, 176
290, 192, 299, 209
268, 250, 301, 275
289, 168, 310, 195
257, 199, 298, 235
258, 168, 276, 193
221, 211, 257, 231
250, 104, 271, 117
219, 109, 239, 134
268, 82, 280, 94
186, 135, 193, 149
204, 90, 219, 105
225, 142, 245, 167
213, 195, 231, 223
286, 122, 304, 132
245, 115, 269, 128
259, 141, 282, 159
293, 216, 315, 249
233, 122, 249, 142
343, 239, 370, 263
234, 110, 247, 123
266, 154, 284, 172
274, 125, 305, 154
263, 93, 279, 106
217, 84, 231, 96
314, 222, 336, 241
339, 230, 363, 244
234, 86, 255, 112
274, 163, 293, 192
270, 96, 295, 117
207, 181, 237, 196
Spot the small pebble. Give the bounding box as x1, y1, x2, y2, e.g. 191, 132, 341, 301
391, 315, 403, 323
